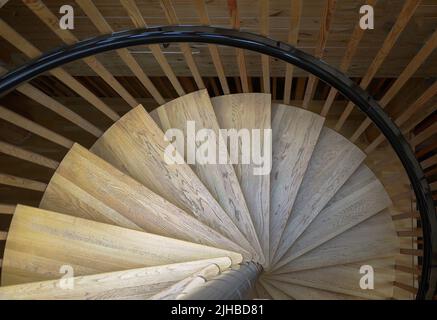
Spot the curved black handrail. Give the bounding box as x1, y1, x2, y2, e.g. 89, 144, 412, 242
0, 25, 435, 299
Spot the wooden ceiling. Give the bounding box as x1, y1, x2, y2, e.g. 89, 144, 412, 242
1, 0, 437, 78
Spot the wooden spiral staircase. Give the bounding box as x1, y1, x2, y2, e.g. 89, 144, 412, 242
0, 90, 400, 299
0, 0, 435, 300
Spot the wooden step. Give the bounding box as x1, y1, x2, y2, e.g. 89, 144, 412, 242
272, 127, 365, 264
211, 93, 271, 264
266, 279, 362, 300
274, 165, 391, 270
1, 205, 243, 285
254, 281, 273, 300
90, 105, 252, 257
259, 278, 292, 300
0, 258, 231, 300
150, 264, 223, 300
269, 258, 395, 299
269, 104, 324, 262
40, 144, 248, 258
275, 210, 399, 274
151, 90, 263, 263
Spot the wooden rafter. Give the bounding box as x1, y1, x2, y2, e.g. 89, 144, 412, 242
365, 81, 437, 153
120, 0, 185, 97
0, 19, 120, 121
75, 0, 165, 105
0, 105, 74, 149
351, 28, 437, 142
259, 0, 270, 93
160, 0, 205, 90
302, 0, 336, 109
0, 65, 102, 137
0, 141, 59, 169
0, 173, 47, 192
283, 0, 302, 105
23, 0, 138, 109
320, 0, 377, 116
335, 0, 421, 131
194, 0, 229, 94
227, 0, 249, 93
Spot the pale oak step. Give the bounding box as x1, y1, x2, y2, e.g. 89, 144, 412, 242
275, 210, 399, 274
269, 258, 396, 299
269, 104, 324, 263
259, 278, 292, 300
273, 165, 391, 270
212, 93, 271, 264
40, 144, 249, 258
266, 279, 363, 300
150, 264, 223, 300
90, 105, 252, 256
271, 127, 365, 264
0, 258, 231, 300
1, 205, 243, 285
151, 90, 263, 263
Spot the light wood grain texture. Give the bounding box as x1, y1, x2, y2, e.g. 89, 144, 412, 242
150, 264, 222, 300
275, 211, 399, 274
75, 0, 165, 105
1, 205, 243, 285
194, 0, 229, 94
270, 258, 396, 299
283, 0, 302, 104
0, 65, 102, 137
259, 278, 292, 300
91, 105, 251, 258
275, 166, 392, 269
153, 90, 263, 263
212, 93, 271, 264
320, 0, 375, 116
272, 128, 366, 265
160, 0, 205, 90
40, 143, 248, 258
0, 105, 74, 149
0, 141, 59, 169
119, 0, 185, 96
0, 19, 119, 121
0, 173, 46, 192
0, 258, 231, 300
335, 0, 420, 130
269, 104, 324, 262
266, 279, 362, 300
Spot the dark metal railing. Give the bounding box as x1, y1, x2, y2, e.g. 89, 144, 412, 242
0, 25, 435, 299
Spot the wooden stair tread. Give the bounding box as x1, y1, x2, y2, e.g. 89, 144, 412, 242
269, 104, 324, 263
266, 279, 363, 300
259, 278, 292, 300
90, 105, 251, 256
269, 258, 396, 299
0, 258, 231, 300
275, 210, 399, 273
1, 205, 243, 285
274, 165, 391, 270
211, 93, 271, 264
272, 127, 365, 264
40, 144, 248, 258
151, 90, 263, 263
150, 264, 223, 300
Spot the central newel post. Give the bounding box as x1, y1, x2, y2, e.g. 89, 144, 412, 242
178, 262, 263, 300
